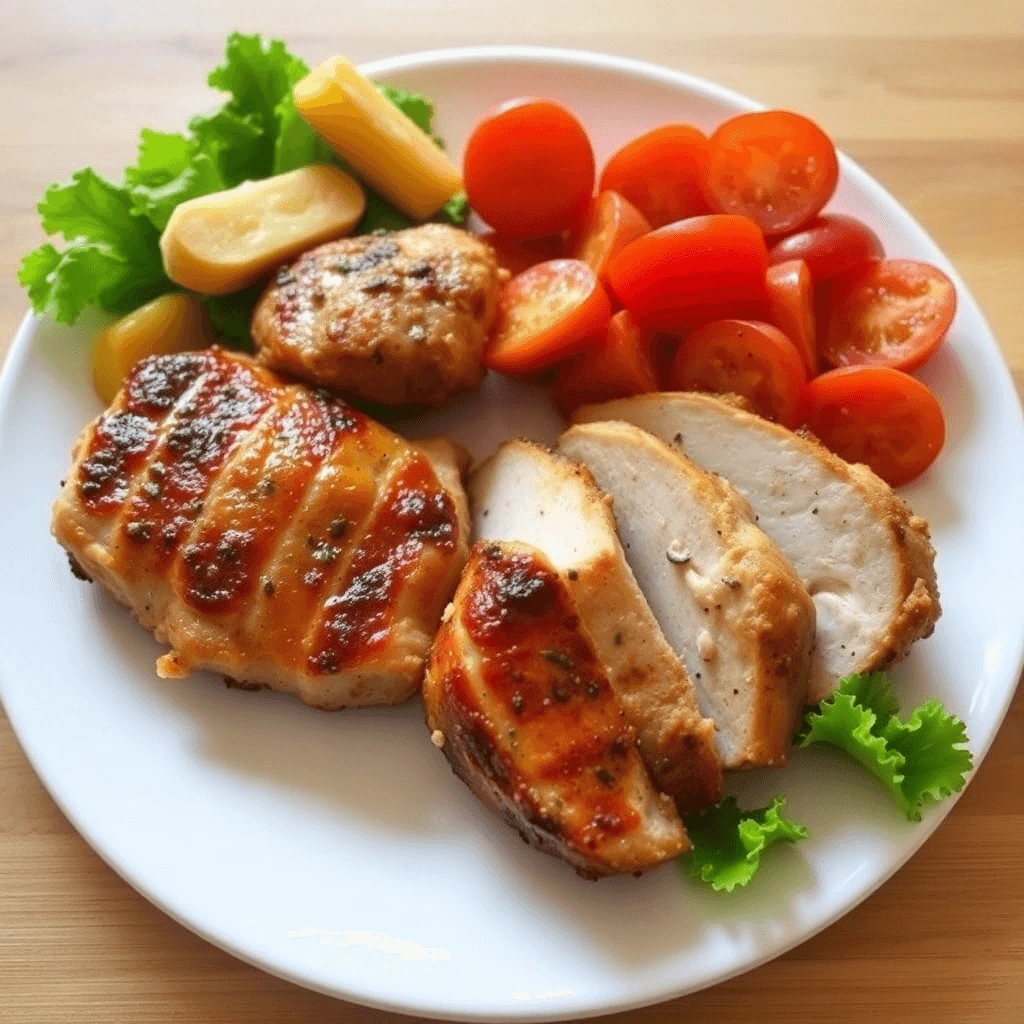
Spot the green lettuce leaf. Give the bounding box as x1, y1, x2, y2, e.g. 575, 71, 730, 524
357, 190, 413, 234
682, 795, 808, 893
798, 672, 972, 821
21, 32, 466, 338
437, 191, 469, 225
205, 32, 309, 179
377, 83, 435, 136
186, 108, 264, 188
202, 287, 263, 349
21, 169, 170, 323
273, 93, 338, 174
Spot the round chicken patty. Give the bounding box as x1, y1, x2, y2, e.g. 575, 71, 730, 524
252, 223, 503, 407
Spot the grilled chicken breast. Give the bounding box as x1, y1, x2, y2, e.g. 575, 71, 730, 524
574, 393, 940, 702
424, 540, 687, 877
471, 440, 722, 813
252, 223, 503, 407
52, 348, 470, 708
560, 422, 814, 769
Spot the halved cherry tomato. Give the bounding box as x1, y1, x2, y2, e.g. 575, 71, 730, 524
464, 98, 595, 239
478, 231, 567, 278
669, 319, 808, 427
704, 110, 839, 236
486, 259, 612, 375
768, 215, 883, 282
821, 259, 956, 372
804, 366, 945, 486
552, 310, 658, 418
671, 317, 806, 425
606, 214, 768, 330
598, 124, 711, 228
766, 259, 816, 375
572, 191, 651, 284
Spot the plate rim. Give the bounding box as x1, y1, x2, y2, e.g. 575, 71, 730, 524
1, 43, 1022, 1023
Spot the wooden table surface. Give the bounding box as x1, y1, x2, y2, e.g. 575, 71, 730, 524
1, 2, 1022, 1021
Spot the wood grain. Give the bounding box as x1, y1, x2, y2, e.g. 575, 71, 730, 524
1, 2, 1022, 1021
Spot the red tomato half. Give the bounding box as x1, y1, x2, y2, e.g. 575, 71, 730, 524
669, 319, 808, 427
804, 367, 946, 486
606, 215, 768, 330
464, 98, 595, 239
766, 259, 817, 375
821, 259, 956, 372
598, 124, 711, 228
704, 110, 839, 236
485, 259, 612, 375
478, 231, 567, 278
572, 191, 651, 284
768, 215, 883, 282
552, 310, 659, 418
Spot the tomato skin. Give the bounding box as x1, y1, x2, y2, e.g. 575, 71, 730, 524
821, 259, 957, 373
552, 310, 658, 418
463, 98, 595, 239
571, 191, 651, 284
598, 124, 711, 228
478, 231, 567, 278
768, 215, 883, 283
606, 214, 769, 331
766, 259, 817, 375
804, 366, 946, 486
485, 259, 612, 375
668, 319, 808, 428
704, 110, 839, 236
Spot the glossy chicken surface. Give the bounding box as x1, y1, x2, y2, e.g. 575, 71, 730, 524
424, 540, 687, 878
52, 348, 470, 708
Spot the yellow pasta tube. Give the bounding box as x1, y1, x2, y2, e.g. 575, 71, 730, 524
293, 56, 462, 222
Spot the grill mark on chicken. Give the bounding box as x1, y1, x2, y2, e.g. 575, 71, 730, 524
116, 355, 277, 573
243, 419, 408, 672
307, 452, 459, 675
173, 389, 360, 614
424, 541, 686, 876
52, 349, 472, 709
78, 351, 212, 516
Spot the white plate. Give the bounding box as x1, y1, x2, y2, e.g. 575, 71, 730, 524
1, 46, 1022, 1023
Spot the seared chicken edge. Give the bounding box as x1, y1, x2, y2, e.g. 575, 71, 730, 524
424, 540, 688, 878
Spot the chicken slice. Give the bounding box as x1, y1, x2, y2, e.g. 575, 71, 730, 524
470, 440, 722, 813
424, 540, 687, 877
252, 223, 503, 407
52, 348, 470, 708
560, 421, 814, 768
573, 392, 940, 701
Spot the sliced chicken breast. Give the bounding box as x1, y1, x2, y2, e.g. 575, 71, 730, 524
424, 540, 687, 877
52, 348, 470, 709
470, 440, 722, 812
574, 393, 940, 701
560, 421, 814, 768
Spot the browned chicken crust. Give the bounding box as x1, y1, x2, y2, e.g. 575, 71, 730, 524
560, 422, 814, 769
51, 348, 470, 708
470, 440, 723, 813
424, 540, 687, 878
574, 392, 940, 701
252, 223, 502, 407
